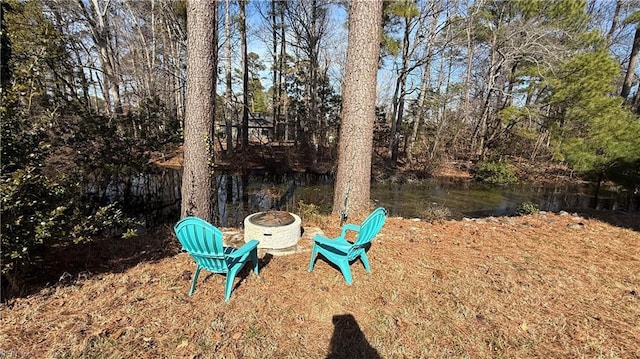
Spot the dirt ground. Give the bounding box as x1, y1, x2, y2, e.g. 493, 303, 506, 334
1, 209, 638, 358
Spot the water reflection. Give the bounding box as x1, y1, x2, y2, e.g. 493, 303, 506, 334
371, 181, 637, 219
85, 170, 638, 227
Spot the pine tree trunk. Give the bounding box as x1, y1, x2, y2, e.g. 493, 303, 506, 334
181, 0, 216, 221
332, 0, 382, 217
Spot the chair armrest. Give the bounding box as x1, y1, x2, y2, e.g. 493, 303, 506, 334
227, 239, 259, 260
313, 234, 351, 253
339, 223, 360, 239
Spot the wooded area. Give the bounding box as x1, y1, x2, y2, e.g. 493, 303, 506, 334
2, 0, 640, 277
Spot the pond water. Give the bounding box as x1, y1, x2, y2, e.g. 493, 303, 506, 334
87, 170, 638, 228
294, 180, 637, 219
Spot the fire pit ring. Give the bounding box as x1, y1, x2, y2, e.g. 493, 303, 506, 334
244, 211, 301, 250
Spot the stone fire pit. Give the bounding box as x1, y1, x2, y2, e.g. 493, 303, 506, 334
243, 211, 301, 253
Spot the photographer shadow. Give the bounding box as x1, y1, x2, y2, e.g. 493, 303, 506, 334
326, 314, 381, 359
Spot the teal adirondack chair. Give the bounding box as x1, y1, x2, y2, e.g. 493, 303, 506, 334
174, 216, 259, 301
308, 207, 388, 285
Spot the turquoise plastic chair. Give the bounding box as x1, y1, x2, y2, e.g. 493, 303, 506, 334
174, 216, 259, 301
308, 207, 388, 285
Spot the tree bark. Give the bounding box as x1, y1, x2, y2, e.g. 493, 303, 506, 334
271, 0, 280, 140
241, 0, 249, 149
407, 3, 441, 163
78, 0, 123, 115
429, 36, 451, 162
279, 3, 288, 141
388, 13, 412, 165
621, 26, 640, 100
286, 0, 329, 160
181, 0, 216, 221
408, 69, 429, 163
332, 0, 382, 217
606, 0, 622, 43
463, 0, 477, 128
224, 0, 233, 156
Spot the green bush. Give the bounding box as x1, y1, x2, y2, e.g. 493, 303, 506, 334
474, 161, 518, 185
516, 201, 540, 216
0, 102, 138, 276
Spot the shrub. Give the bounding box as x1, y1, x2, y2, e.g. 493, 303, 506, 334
0, 164, 139, 274
474, 161, 518, 185
516, 201, 540, 216
419, 204, 452, 223
0, 101, 139, 277
296, 200, 321, 221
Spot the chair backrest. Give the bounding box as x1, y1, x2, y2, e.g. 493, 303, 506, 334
353, 207, 388, 248
174, 216, 229, 273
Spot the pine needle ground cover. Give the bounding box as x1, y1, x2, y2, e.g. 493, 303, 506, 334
1, 211, 639, 358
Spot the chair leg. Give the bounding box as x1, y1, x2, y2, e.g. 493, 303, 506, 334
251, 249, 259, 275
337, 260, 353, 285
224, 270, 238, 302
189, 266, 202, 296
360, 252, 372, 273
307, 245, 318, 272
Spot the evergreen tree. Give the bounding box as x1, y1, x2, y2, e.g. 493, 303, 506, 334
547, 49, 640, 187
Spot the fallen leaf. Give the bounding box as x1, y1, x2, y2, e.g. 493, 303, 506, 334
177, 339, 188, 349
232, 332, 241, 340
110, 328, 125, 339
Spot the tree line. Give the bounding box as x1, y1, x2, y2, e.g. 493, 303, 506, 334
2, 0, 640, 282
3, 0, 639, 167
